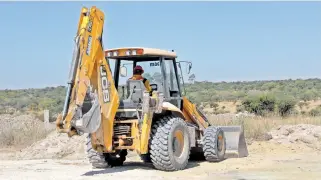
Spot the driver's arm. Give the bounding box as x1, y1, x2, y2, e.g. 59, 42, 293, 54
143, 78, 152, 93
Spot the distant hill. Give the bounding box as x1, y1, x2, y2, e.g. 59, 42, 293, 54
1, 78, 321, 115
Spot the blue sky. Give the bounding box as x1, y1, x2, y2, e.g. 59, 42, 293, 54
1, 2, 321, 89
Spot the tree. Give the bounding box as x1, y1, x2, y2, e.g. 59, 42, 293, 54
276, 95, 297, 117
188, 74, 196, 84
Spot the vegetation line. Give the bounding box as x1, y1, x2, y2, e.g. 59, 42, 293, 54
1, 78, 321, 118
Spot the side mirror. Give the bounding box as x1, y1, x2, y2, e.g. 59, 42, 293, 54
187, 63, 192, 74
120, 66, 127, 77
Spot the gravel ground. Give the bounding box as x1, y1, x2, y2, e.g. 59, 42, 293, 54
1, 116, 321, 180
1, 141, 321, 180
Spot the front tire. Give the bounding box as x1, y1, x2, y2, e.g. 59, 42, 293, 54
86, 134, 109, 168
202, 126, 226, 162
149, 115, 190, 171
86, 134, 127, 168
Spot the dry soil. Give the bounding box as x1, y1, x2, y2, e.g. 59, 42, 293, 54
1, 124, 321, 180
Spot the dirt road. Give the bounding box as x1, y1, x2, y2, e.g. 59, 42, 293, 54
1, 141, 320, 180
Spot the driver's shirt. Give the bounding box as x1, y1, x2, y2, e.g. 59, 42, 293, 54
129, 74, 152, 93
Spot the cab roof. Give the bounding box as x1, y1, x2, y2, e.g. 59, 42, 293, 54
105, 47, 177, 59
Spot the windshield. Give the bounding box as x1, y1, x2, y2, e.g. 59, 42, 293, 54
136, 60, 162, 84
107, 58, 164, 99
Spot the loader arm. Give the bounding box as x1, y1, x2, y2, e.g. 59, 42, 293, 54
182, 97, 209, 131
56, 6, 119, 152
182, 97, 248, 157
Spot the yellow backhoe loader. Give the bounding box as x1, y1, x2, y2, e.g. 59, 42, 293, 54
56, 6, 248, 171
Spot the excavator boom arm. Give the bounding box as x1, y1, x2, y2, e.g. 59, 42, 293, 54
56, 6, 119, 152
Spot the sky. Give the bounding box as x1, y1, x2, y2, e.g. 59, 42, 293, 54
1, 2, 321, 89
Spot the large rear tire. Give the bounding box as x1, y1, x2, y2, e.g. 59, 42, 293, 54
86, 134, 109, 168
86, 134, 127, 168
149, 115, 190, 171
202, 126, 226, 162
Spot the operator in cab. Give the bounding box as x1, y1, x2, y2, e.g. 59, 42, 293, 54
129, 65, 152, 93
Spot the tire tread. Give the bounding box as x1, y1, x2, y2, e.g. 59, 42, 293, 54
149, 115, 190, 171
202, 126, 226, 162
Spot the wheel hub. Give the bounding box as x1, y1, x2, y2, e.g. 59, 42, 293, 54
173, 130, 184, 157
217, 131, 225, 152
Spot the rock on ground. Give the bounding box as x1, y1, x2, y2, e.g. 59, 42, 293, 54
268, 124, 321, 150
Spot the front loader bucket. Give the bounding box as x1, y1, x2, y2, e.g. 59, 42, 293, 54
219, 126, 248, 158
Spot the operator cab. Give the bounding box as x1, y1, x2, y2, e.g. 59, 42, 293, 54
105, 47, 192, 120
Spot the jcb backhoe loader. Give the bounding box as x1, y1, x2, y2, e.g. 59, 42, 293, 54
56, 6, 248, 171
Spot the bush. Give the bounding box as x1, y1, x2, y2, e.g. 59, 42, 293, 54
213, 109, 230, 115
298, 101, 307, 110
276, 96, 297, 117
309, 107, 321, 116
236, 104, 245, 112
209, 102, 219, 110
241, 93, 276, 116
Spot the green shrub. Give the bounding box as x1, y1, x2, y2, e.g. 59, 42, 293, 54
236, 104, 245, 112
309, 107, 321, 116
276, 95, 297, 117
241, 93, 276, 116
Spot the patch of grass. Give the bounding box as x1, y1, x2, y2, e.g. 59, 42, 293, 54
0, 114, 55, 148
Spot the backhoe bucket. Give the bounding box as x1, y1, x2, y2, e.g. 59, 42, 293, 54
219, 125, 248, 158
